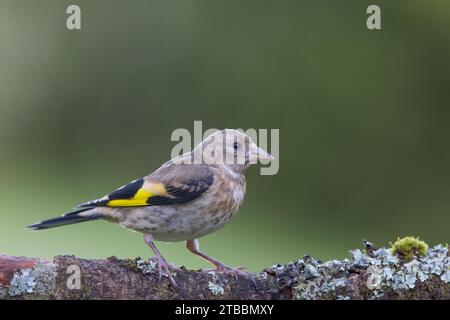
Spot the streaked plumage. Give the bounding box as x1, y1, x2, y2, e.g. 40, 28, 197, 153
29, 129, 274, 287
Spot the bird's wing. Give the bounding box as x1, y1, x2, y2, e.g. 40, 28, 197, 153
78, 164, 214, 208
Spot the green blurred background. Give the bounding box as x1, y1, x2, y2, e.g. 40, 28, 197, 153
0, 1, 449, 271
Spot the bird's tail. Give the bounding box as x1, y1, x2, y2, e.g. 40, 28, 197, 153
28, 207, 101, 230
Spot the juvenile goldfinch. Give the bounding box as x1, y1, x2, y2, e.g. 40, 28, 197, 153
29, 129, 274, 287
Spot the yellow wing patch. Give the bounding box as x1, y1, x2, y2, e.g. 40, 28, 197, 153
106, 181, 169, 207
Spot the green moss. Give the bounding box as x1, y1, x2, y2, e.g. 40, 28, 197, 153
120, 258, 140, 272
389, 237, 428, 261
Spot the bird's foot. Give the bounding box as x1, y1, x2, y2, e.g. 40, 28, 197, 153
148, 257, 182, 272
148, 257, 179, 288
207, 264, 256, 286
205, 263, 249, 280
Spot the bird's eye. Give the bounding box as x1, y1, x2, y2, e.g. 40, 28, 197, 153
233, 142, 239, 151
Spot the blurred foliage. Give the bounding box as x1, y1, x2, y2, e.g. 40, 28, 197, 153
0, 1, 449, 270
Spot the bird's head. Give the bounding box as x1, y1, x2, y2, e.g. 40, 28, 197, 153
193, 129, 274, 173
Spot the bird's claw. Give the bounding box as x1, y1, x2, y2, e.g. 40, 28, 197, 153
148, 257, 180, 288
204, 264, 249, 280
209, 264, 257, 287
148, 257, 182, 272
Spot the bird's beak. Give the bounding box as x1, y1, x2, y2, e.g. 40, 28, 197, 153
255, 146, 275, 161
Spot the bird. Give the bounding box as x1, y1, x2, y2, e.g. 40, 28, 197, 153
29, 129, 274, 287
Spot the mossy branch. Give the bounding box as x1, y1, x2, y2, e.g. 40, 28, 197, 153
0, 241, 449, 300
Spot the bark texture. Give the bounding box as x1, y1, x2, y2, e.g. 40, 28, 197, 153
0, 242, 448, 300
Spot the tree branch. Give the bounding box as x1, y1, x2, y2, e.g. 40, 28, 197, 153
1, 242, 448, 300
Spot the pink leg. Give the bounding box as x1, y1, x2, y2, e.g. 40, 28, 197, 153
186, 239, 247, 279
144, 234, 178, 288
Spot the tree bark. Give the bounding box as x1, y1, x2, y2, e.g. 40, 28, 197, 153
0, 242, 448, 300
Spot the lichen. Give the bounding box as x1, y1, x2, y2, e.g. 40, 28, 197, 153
208, 281, 224, 295
361, 244, 448, 297
0, 285, 7, 299
390, 236, 428, 261
32, 261, 57, 295
7, 261, 57, 297
135, 258, 158, 274
274, 255, 350, 300
8, 269, 36, 296
336, 295, 351, 300
441, 270, 450, 283
266, 241, 449, 300
206, 271, 226, 296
